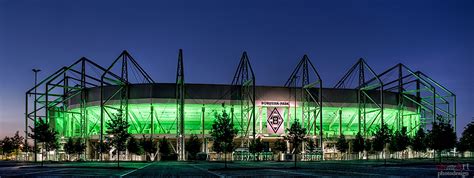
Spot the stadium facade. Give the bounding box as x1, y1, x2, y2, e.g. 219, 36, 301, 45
25, 50, 456, 161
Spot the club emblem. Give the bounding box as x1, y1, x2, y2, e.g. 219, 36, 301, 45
267, 107, 284, 133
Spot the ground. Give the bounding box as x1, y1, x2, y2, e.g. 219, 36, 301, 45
0, 159, 473, 177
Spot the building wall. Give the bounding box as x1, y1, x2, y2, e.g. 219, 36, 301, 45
53, 102, 420, 139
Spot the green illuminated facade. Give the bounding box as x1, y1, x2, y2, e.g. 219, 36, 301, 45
53, 102, 420, 139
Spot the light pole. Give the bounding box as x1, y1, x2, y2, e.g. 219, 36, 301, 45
32, 68, 40, 162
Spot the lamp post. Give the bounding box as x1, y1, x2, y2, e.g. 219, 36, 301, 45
32, 68, 40, 162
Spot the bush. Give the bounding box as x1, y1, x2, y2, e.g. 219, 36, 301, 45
196, 152, 208, 161
159, 137, 171, 156
185, 134, 202, 160
161, 153, 178, 161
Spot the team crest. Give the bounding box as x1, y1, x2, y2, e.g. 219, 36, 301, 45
267, 107, 284, 133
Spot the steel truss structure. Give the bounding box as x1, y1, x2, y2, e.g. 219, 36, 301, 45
25, 51, 156, 161
284, 55, 323, 148
334, 58, 384, 137
333, 59, 456, 137
99, 50, 155, 160
25, 51, 455, 161
231, 52, 256, 147
362, 63, 456, 133
25, 57, 122, 161
176, 49, 185, 160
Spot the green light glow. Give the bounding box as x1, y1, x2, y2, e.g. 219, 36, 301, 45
53, 103, 420, 138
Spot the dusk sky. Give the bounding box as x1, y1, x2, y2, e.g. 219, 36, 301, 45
0, 0, 472, 138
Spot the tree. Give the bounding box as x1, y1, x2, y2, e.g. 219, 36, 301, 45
28, 118, 58, 166
365, 139, 374, 155
21, 141, 37, 161
211, 139, 223, 155
0, 138, 3, 155
127, 137, 142, 161
306, 138, 320, 161
372, 124, 391, 161
106, 112, 131, 168
457, 121, 474, 157
209, 111, 238, 168
158, 137, 171, 155
1, 137, 14, 157
398, 127, 409, 152
388, 131, 397, 157
74, 139, 86, 160
63, 138, 85, 161
411, 127, 427, 157
0, 138, 3, 156
11, 131, 24, 160
44, 138, 59, 161
273, 139, 287, 161
284, 120, 307, 168
21, 142, 37, 156
185, 134, 202, 160
389, 127, 409, 159
158, 137, 173, 160
249, 136, 264, 161
426, 118, 456, 163
335, 134, 348, 160
352, 132, 365, 159
141, 135, 158, 161
306, 138, 316, 153
97, 141, 111, 160
64, 138, 75, 161
0, 132, 25, 160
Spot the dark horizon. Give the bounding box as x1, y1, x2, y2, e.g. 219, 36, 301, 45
0, 0, 473, 138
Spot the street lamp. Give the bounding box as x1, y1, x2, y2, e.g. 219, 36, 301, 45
32, 68, 40, 162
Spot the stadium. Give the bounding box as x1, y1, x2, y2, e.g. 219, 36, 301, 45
25, 50, 456, 161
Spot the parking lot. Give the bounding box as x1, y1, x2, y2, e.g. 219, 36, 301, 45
0, 159, 472, 177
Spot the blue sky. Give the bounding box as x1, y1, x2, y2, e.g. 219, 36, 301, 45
0, 0, 472, 137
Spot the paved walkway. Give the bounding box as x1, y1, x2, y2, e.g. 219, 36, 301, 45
0, 160, 472, 177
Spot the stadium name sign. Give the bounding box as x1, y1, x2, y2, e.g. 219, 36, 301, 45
261, 101, 289, 134
261, 101, 290, 106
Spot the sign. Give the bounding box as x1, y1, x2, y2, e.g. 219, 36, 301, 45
261, 101, 290, 107
267, 107, 284, 133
